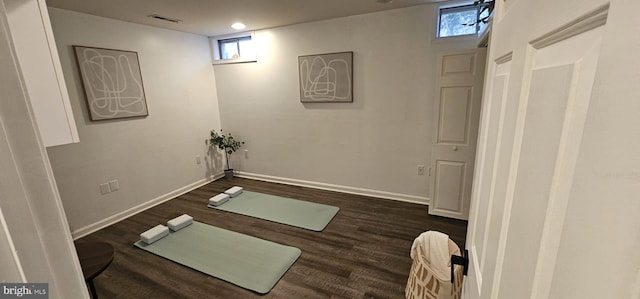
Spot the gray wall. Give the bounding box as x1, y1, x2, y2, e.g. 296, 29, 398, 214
214, 4, 477, 202
46, 8, 222, 235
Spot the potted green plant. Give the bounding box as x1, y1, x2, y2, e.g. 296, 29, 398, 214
207, 129, 245, 180
463, 0, 495, 27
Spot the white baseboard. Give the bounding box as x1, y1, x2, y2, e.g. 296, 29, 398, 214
72, 173, 223, 239
235, 171, 429, 205
72, 171, 427, 239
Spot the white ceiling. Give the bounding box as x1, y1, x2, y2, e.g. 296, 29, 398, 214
46, 0, 445, 37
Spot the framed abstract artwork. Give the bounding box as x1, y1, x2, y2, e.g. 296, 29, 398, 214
298, 51, 353, 103
73, 46, 148, 120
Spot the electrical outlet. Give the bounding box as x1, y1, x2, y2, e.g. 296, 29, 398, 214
99, 183, 111, 195
109, 179, 120, 191
417, 165, 425, 175
196, 155, 202, 164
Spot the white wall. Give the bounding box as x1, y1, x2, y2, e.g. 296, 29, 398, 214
46, 8, 222, 235
214, 4, 477, 202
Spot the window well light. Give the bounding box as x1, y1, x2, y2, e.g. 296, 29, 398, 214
231, 22, 246, 30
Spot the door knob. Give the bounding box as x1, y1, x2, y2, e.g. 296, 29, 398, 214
452, 146, 458, 151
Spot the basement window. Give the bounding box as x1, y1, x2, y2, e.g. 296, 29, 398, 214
210, 32, 257, 64
219, 36, 252, 59
437, 4, 489, 38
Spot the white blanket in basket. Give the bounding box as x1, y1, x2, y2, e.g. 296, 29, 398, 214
411, 231, 451, 281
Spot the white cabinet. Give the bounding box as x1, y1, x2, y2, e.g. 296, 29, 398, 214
5, 0, 79, 147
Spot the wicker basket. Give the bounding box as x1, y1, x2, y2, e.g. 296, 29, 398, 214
405, 239, 463, 299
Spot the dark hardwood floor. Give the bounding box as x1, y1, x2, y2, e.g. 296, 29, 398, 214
76, 178, 467, 298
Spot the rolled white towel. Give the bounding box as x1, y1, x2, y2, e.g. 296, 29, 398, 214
224, 186, 243, 198
140, 225, 170, 244
167, 214, 193, 231
209, 193, 230, 206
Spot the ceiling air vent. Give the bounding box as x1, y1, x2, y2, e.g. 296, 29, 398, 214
148, 14, 182, 23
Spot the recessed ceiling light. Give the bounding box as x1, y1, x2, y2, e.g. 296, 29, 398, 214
231, 22, 246, 30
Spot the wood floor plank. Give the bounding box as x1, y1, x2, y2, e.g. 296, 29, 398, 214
77, 177, 467, 298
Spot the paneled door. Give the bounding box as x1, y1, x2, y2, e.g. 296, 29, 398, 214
429, 48, 487, 220
463, 0, 640, 298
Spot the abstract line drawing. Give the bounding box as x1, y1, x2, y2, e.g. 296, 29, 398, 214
299, 52, 353, 103
73, 46, 148, 120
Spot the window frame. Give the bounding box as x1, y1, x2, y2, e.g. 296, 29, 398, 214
210, 31, 257, 65
218, 36, 252, 60
437, 3, 487, 38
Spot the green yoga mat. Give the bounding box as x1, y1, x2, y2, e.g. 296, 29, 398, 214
210, 191, 339, 231
134, 221, 301, 294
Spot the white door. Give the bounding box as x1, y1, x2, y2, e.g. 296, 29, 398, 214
0, 1, 88, 297
429, 48, 486, 220
464, 0, 640, 298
